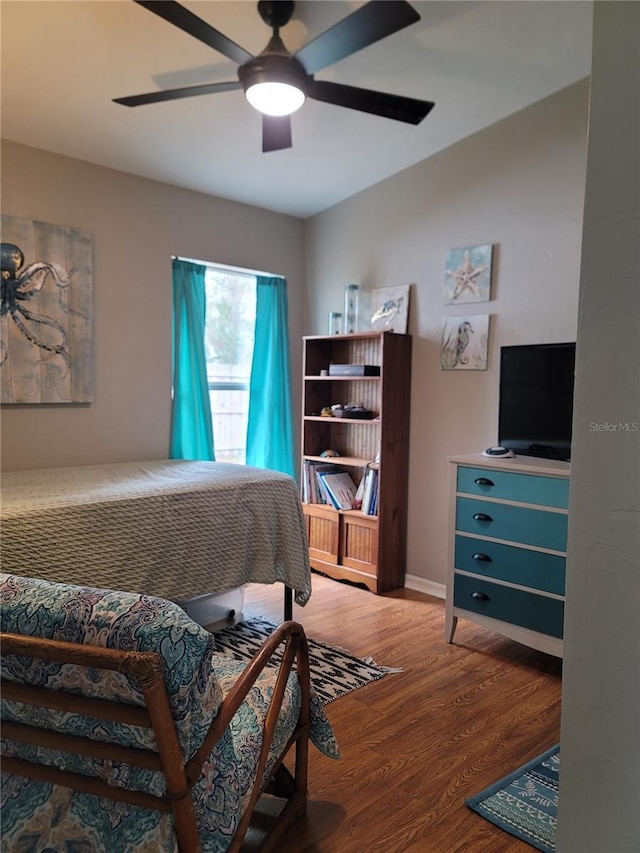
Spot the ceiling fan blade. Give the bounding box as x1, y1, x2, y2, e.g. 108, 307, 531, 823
294, 0, 420, 75
134, 0, 253, 66
114, 80, 242, 107
262, 115, 292, 152
308, 80, 434, 125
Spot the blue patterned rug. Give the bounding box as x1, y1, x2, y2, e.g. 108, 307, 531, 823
466, 744, 560, 852
212, 616, 399, 705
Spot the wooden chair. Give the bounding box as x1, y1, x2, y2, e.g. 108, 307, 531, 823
1, 621, 311, 853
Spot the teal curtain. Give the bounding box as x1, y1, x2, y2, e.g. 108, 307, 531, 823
246, 275, 295, 477
169, 258, 215, 461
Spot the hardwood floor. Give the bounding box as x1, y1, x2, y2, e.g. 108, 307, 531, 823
241, 572, 562, 853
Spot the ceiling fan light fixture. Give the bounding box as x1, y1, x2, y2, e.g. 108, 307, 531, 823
246, 80, 305, 116
239, 53, 309, 117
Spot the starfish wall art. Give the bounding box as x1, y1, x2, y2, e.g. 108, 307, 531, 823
444, 244, 493, 305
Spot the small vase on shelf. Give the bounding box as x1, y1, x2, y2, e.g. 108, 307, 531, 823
343, 284, 360, 334
328, 312, 342, 335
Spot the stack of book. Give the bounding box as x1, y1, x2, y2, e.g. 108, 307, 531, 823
302, 461, 379, 515
359, 467, 379, 516
301, 462, 358, 510
302, 460, 356, 509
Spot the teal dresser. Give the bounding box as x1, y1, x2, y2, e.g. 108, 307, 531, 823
445, 454, 570, 657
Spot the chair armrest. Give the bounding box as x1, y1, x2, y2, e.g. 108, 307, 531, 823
185, 620, 310, 784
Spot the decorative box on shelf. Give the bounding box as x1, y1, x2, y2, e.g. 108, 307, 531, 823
328, 364, 381, 377
300, 332, 412, 594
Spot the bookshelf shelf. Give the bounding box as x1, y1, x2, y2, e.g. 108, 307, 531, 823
303, 454, 373, 468
300, 331, 412, 594
304, 375, 382, 382
303, 416, 380, 425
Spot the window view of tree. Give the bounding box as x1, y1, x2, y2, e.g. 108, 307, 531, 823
204, 268, 256, 464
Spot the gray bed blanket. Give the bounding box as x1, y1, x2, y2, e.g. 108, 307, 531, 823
0, 460, 311, 605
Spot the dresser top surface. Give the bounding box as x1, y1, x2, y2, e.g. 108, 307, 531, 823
448, 453, 570, 478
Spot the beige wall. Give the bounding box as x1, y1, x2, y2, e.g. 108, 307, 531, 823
304, 79, 589, 588
0, 141, 306, 471
558, 2, 640, 848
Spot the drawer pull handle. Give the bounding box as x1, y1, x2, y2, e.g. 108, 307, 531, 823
471, 592, 490, 601
473, 512, 493, 522
472, 553, 492, 562
474, 477, 494, 486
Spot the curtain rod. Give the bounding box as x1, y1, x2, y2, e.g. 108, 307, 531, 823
172, 255, 284, 280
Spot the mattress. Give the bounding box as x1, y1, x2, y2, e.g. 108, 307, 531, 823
0, 460, 311, 605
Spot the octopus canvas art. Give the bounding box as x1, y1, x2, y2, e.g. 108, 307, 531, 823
1, 215, 93, 403
444, 244, 493, 305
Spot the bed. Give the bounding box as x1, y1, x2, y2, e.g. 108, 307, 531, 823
0, 460, 310, 616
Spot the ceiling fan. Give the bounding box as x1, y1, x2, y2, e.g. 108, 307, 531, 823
114, 0, 435, 152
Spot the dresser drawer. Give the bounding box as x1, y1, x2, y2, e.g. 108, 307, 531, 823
456, 496, 568, 551
453, 573, 564, 638
457, 466, 569, 509
455, 535, 565, 595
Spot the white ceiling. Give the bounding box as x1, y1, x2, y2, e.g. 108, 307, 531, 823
1, 1, 593, 219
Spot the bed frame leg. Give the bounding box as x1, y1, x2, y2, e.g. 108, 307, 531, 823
284, 586, 293, 622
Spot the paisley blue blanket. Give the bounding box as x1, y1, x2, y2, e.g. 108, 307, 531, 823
0, 573, 339, 852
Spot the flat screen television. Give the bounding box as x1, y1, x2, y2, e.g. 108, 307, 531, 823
498, 342, 576, 462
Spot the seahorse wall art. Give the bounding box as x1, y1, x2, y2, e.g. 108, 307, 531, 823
1, 215, 93, 404
440, 315, 490, 370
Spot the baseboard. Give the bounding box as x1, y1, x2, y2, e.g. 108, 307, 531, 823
404, 574, 446, 600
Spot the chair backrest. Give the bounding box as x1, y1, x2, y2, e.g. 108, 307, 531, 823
0, 573, 232, 851
1, 574, 323, 853
0, 573, 222, 758
1, 630, 201, 851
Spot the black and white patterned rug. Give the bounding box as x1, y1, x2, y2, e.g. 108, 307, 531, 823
212, 616, 400, 705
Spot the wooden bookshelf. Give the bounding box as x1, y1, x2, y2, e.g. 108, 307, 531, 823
300, 332, 411, 593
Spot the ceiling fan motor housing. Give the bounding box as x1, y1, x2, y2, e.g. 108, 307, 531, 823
238, 53, 310, 99
257, 0, 295, 30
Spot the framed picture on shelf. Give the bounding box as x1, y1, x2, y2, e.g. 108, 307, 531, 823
370, 284, 410, 333
440, 315, 490, 370
444, 244, 493, 304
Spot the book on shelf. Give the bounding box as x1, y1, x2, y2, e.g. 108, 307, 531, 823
302, 461, 340, 505
302, 460, 316, 503
361, 467, 379, 515
369, 471, 379, 516
302, 460, 313, 504
318, 470, 358, 511
352, 475, 366, 510
315, 469, 334, 505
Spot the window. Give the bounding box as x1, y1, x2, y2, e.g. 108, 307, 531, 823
204, 266, 256, 464
171, 256, 293, 474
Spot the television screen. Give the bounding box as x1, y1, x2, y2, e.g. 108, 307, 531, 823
498, 343, 576, 462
